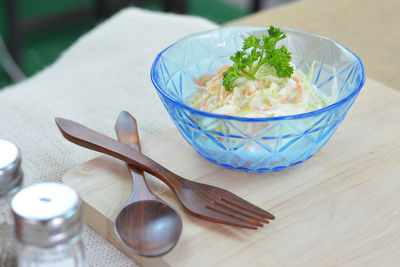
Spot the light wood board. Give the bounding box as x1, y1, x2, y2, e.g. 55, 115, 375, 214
63, 78, 400, 266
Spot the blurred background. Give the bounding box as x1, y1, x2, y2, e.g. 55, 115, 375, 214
0, 0, 297, 89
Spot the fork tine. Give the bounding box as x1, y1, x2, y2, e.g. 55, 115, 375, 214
213, 201, 270, 224
220, 196, 275, 220
196, 208, 258, 229
205, 205, 264, 228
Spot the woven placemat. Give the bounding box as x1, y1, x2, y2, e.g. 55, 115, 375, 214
0, 8, 217, 266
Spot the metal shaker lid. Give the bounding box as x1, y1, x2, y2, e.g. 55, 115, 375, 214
11, 183, 82, 247
0, 139, 23, 196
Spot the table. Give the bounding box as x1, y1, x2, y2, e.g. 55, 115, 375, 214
63, 76, 400, 266
227, 0, 400, 90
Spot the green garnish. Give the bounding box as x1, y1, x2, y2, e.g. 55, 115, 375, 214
222, 26, 294, 91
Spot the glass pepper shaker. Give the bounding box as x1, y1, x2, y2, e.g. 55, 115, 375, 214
11, 183, 88, 267
0, 139, 24, 267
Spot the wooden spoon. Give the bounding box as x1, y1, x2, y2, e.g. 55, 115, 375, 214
113, 111, 182, 257
56, 117, 275, 229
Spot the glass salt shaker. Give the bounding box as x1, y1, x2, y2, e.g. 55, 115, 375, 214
0, 139, 24, 267
11, 183, 88, 267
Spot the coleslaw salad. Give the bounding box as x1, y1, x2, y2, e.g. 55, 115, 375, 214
186, 62, 336, 118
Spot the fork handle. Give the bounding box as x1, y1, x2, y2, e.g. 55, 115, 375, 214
55, 118, 185, 192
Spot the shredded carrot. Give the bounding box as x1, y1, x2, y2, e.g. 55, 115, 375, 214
210, 85, 218, 91
216, 65, 229, 76
292, 76, 303, 83
280, 97, 289, 104
194, 74, 213, 86
257, 84, 263, 90
200, 100, 208, 109
293, 81, 304, 104
193, 78, 202, 86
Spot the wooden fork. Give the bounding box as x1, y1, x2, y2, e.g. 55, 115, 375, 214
55, 117, 275, 229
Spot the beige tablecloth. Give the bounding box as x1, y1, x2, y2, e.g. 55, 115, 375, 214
0, 8, 216, 266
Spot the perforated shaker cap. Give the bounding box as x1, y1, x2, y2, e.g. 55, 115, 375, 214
11, 183, 82, 247
0, 139, 23, 196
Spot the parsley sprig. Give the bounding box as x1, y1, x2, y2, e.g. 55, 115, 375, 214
222, 26, 294, 91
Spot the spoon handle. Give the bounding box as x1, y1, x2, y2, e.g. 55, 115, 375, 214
115, 111, 156, 202
55, 117, 185, 192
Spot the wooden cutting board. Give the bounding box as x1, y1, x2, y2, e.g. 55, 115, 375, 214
62, 78, 400, 267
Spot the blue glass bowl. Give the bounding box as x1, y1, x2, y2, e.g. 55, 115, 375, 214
150, 26, 365, 172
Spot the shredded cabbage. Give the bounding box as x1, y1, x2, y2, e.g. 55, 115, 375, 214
186, 62, 335, 118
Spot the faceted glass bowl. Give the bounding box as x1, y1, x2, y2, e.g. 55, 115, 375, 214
150, 26, 365, 172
